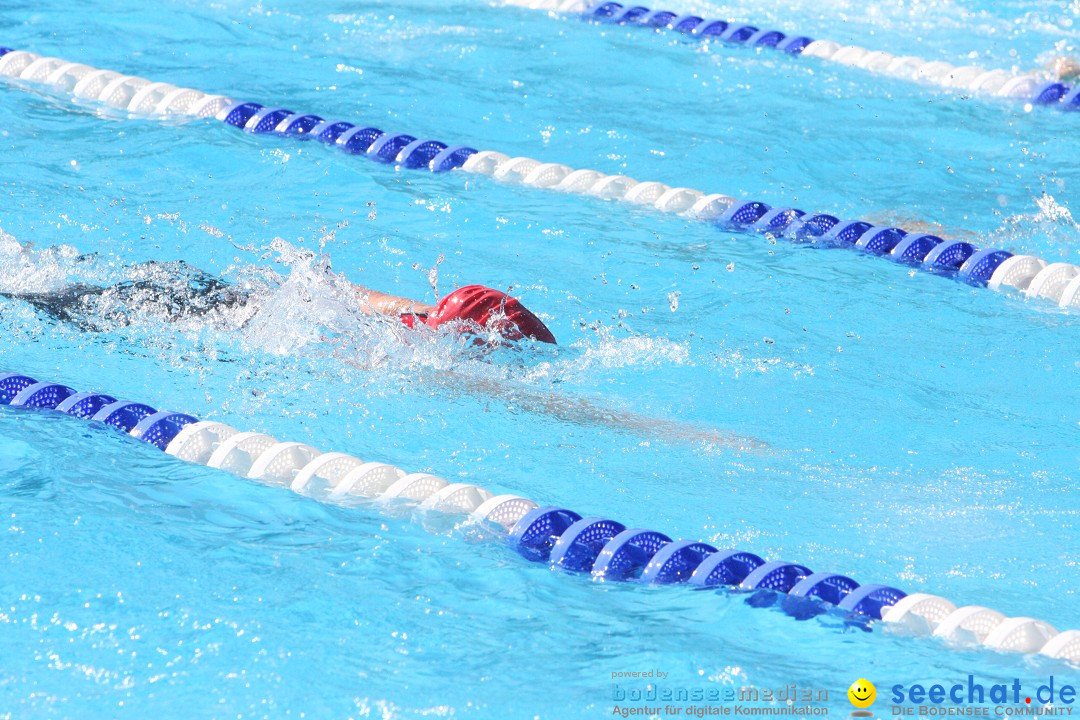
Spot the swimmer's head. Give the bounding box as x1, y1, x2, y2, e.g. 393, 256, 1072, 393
426, 285, 556, 344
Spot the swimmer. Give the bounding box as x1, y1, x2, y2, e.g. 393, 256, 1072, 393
0, 257, 761, 451
0, 259, 556, 343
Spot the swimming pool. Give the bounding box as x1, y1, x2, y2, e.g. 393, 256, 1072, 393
2, 0, 1080, 716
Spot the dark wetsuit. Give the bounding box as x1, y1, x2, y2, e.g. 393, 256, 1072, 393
0, 260, 250, 332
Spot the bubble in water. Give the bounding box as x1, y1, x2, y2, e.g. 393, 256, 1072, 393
667, 291, 681, 312
426, 254, 445, 297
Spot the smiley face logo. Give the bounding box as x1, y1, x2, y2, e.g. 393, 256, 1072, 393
848, 679, 876, 708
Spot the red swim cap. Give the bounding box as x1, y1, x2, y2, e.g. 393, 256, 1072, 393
399, 313, 421, 329
425, 285, 556, 344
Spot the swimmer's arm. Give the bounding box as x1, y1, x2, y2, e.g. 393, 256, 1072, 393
352, 285, 436, 317
339, 287, 760, 449
439, 371, 768, 452
331, 336, 763, 450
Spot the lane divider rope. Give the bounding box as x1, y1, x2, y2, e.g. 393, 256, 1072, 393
1, 371, 1077, 663
1, 46, 1073, 313
497, 1, 1080, 111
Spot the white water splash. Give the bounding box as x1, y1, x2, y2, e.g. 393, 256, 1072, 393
990, 193, 1080, 260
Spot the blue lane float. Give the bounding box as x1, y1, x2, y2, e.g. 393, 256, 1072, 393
569, 2, 1080, 111
714, 200, 1015, 287
10, 381, 76, 409
592, 528, 673, 581
213, 97, 477, 172
0, 45, 1048, 308
2, 370, 914, 623
710, 198, 1017, 287
56, 391, 117, 419
1, 374, 195, 447
584, 1, 814, 54
689, 548, 765, 587
510, 505, 909, 622
549, 517, 627, 571
5, 369, 1080, 661
642, 540, 718, 583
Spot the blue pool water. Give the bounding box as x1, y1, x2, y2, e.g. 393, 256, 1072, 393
2, 0, 1080, 716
